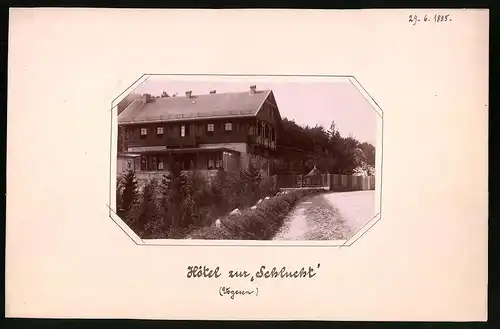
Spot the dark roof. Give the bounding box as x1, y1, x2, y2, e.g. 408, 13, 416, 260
118, 89, 271, 124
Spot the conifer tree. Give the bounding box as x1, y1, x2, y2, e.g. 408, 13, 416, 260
116, 176, 123, 213
240, 161, 261, 206
136, 179, 160, 236
165, 157, 183, 236
119, 168, 138, 219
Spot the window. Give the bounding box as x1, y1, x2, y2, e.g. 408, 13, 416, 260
207, 123, 215, 133
126, 160, 132, 169
140, 155, 147, 170
180, 125, 186, 137
224, 122, 232, 132
207, 152, 223, 169
151, 156, 163, 170
124, 129, 130, 140
157, 127, 164, 136
140, 128, 148, 138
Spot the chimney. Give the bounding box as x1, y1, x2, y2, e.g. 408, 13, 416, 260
250, 85, 257, 94
210, 90, 216, 94
185, 91, 192, 98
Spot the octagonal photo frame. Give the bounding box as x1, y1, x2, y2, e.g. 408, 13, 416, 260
107, 74, 383, 247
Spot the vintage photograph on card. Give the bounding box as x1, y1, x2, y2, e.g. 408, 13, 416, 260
111, 74, 382, 245
7, 8, 488, 321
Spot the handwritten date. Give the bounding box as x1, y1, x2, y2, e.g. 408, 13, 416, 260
409, 14, 451, 26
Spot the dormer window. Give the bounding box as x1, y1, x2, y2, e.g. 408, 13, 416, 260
180, 125, 186, 137
224, 122, 232, 132
207, 123, 215, 134
157, 127, 164, 136
140, 128, 148, 138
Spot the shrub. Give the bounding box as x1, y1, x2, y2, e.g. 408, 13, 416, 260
135, 178, 163, 238
116, 175, 123, 204
118, 168, 138, 219
187, 188, 325, 240
119, 158, 289, 239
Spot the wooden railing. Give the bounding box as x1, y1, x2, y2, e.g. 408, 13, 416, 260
166, 136, 201, 149
248, 135, 276, 150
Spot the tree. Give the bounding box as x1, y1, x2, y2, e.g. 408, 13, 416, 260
359, 142, 376, 167
118, 168, 138, 219
274, 117, 375, 175
240, 162, 262, 205
164, 157, 183, 235
116, 176, 124, 213
161, 91, 170, 98
135, 178, 160, 236
178, 171, 212, 229
158, 173, 173, 233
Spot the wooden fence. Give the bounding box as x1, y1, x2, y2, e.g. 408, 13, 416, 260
275, 174, 375, 191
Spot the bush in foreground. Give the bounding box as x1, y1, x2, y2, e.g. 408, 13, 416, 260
187, 188, 325, 240
117, 165, 279, 239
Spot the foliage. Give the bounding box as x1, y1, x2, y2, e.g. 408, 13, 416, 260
274, 118, 376, 175
239, 163, 262, 206
135, 178, 161, 237
117, 168, 138, 219
187, 188, 325, 240
115, 163, 278, 239
116, 176, 124, 213
115, 115, 376, 239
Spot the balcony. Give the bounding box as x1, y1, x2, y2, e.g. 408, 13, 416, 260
247, 135, 276, 150
166, 136, 201, 149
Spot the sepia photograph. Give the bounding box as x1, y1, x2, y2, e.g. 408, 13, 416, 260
7, 8, 488, 321
114, 75, 379, 242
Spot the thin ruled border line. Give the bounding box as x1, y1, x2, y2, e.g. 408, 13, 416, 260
108, 73, 384, 247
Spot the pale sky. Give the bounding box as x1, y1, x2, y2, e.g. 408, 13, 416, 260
134, 77, 376, 145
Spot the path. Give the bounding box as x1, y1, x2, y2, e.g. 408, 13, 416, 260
273, 190, 375, 240
322, 190, 376, 233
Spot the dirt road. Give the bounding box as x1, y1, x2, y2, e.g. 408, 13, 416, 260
273, 190, 375, 241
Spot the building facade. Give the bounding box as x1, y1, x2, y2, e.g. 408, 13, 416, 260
117, 85, 282, 183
